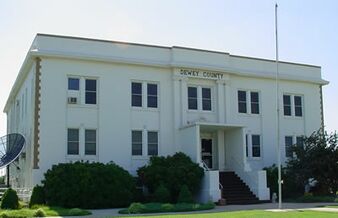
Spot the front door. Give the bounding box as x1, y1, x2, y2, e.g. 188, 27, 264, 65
201, 138, 213, 169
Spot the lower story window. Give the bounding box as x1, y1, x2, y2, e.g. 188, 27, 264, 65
132, 131, 142, 156
285, 136, 293, 158
67, 128, 79, 155
252, 135, 261, 157
85, 129, 96, 155
148, 131, 158, 156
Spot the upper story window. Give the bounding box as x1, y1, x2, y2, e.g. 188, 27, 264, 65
132, 130, 142, 156
68, 78, 80, 90
238, 90, 259, 114
283, 94, 303, 117
202, 88, 212, 111
131, 82, 142, 107
147, 84, 158, 108
85, 129, 96, 155
188, 87, 198, 110
67, 128, 79, 155
85, 79, 97, 104
188, 86, 212, 111
147, 131, 158, 156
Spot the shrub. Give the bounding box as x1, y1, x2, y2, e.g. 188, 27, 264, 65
126, 202, 146, 214
0, 213, 10, 218
177, 185, 194, 203
42, 161, 135, 208
33, 208, 46, 217
0, 188, 19, 209
68, 208, 89, 216
29, 185, 46, 208
153, 183, 171, 203
138, 152, 204, 202
161, 203, 174, 211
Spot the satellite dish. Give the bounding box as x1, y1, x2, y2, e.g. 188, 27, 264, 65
0, 133, 25, 168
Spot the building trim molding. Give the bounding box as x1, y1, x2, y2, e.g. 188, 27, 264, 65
33, 57, 41, 169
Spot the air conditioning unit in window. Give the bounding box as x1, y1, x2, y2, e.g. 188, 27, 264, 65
67, 97, 78, 104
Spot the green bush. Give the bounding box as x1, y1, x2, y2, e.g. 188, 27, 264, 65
33, 208, 46, 217
42, 161, 135, 209
68, 208, 89, 216
286, 195, 336, 203
126, 202, 146, 214
29, 185, 46, 208
138, 152, 204, 202
177, 185, 194, 203
0, 213, 10, 218
153, 183, 171, 203
1, 188, 19, 209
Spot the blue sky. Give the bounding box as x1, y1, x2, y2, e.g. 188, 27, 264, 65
0, 0, 337, 135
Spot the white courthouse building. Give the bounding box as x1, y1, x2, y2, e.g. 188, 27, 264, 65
4, 34, 328, 202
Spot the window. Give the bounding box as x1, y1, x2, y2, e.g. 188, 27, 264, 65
285, 136, 293, 158
131, 82, 142, 107
202, 88, 212, 111
68, 78, 79, 90
132, 131, 142, 156
147, 84, 158, 108
148, 131, 158, 156
85, 130, 96, 155
238, 91, 247, 113
252, 135, 261, 157
250, 92, 259, 114
188, 87, 198, 110
67, 129, 79, 155
85, 79, 97, 104
283, 95, 291, 116
294, 96, 303, 117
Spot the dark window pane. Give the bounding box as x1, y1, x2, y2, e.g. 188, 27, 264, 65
250, 92, 259, 114
202, 99, 211, 111
238, 91, 246, 101
67, 142, 79, 155
252, 135, 261, 157
188, 87, 198, 110
132, 83, 142, 94
202, 88, 211, 99
294, 96, 302, 117
245, 134, 248, 157
148, 132, 158, 156
85, 143, 96, 155
68, 78, 79, 90
296, 136, 304, 148
147, 96, 157, 108
238, 102, 247, 113
250, 92, 259, 102
295, 107, 302, 117
85, 130, 96, 141
85, 92, 96, 104
188, 87, 197, 98
68, 129, 79, 141
132, 131, 142, 156
294, 96, 302, 106
283, 95, 291, 116
132, 95, 142, 107
147, 84, 157, 95
283, 95, 291, 105
252, 147, 260, 157
284, 106, 291, 116
86, 79, 96, 91
252, 135, 260, 145
85, 130, 96, 155
148, 132, 158, 143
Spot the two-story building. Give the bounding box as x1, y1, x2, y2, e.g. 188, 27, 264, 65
4, 34, 328, 203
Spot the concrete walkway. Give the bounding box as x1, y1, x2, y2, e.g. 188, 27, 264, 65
83, 202, 338, 218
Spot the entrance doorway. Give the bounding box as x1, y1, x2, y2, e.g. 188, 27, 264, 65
201, 138, 212, 169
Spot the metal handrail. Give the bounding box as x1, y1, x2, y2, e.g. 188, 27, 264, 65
201, 160, 224, 193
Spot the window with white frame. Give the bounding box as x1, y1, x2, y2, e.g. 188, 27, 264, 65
132, 130, 142, 156
147, 131, 158, 156
85, 129, 96, 155
187, 86, 212, 111
285, 136, 293, 158
67, 128, 79, 155
68, 78, 80, 90
283, 94, 303, 117
238, 90, 260, 114
296, 136, 304, 148
131, 82, 158, 108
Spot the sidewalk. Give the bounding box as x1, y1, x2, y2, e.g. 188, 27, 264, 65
83, 202, 338, 218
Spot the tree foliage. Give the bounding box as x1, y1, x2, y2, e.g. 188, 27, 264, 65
138, 152, 204, 202
286, 129, 338, 195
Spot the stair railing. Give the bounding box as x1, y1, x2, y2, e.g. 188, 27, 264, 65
201, 160, 224, 197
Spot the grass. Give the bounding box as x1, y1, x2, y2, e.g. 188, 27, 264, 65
0, 205, 91, 217
119, 202, 215, 214
119, 210, 338, 218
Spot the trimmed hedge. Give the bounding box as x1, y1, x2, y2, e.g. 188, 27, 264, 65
153, 183, 171, 203
177, 185, 194, 203
1, 188, 19, 209
119, 202, 215, 214
138, 152, 204, 202
42, 161, 135, 209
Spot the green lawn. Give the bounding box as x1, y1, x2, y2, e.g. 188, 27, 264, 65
119, 210, 337, 218
0, 205, 91, 217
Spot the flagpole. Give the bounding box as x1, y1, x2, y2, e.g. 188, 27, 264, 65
275, 3, 282, 209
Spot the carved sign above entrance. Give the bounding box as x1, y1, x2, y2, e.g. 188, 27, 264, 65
179, 68, 225, 80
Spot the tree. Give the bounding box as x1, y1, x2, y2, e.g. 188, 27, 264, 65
286, 129, 338, 195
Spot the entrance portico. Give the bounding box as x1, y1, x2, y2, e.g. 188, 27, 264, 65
179, 122, 270, 202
